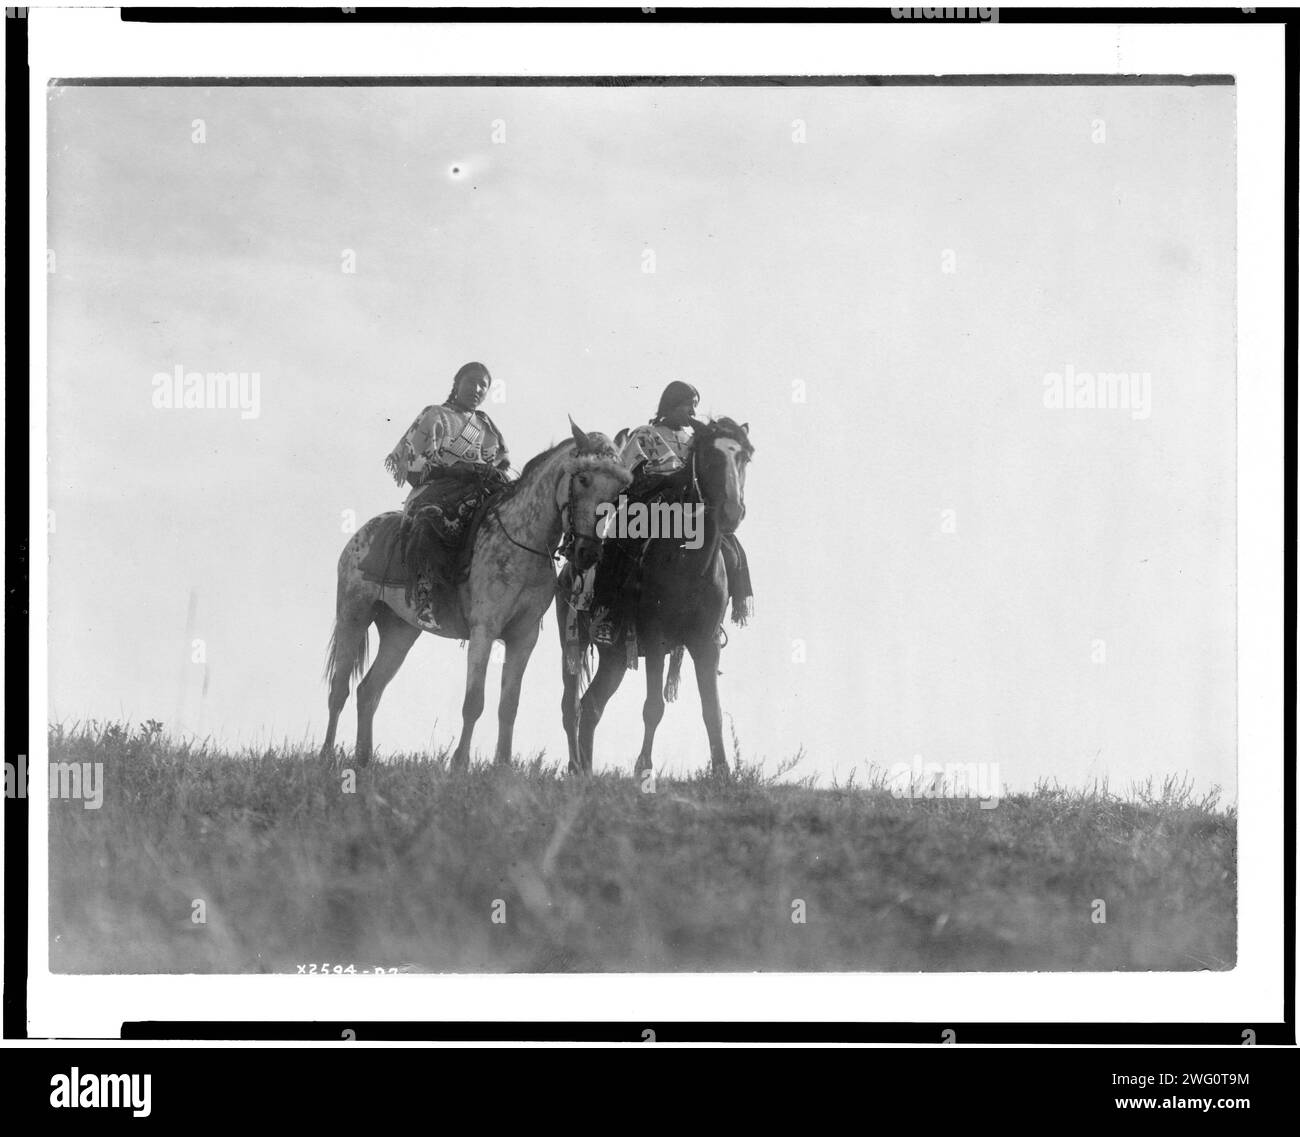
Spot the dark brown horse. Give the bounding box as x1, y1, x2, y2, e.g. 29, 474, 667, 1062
555, 418, 753, 777
323, 422, 631, 769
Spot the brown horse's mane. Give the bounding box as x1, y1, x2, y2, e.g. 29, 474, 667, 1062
691, 416, 754, 458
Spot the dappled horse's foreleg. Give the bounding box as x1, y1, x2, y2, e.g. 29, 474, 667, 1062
560, 662, 582, 774
494, 619, 541, 767
688, 638, 729, 777
354, 606, 420, 767
575, 647, 628, 774
452, 628, 494, 771
555, 593, 583, 773
633, 650, 666, 779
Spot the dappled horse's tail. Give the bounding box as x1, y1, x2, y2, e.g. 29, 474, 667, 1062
663, 646, 685, 703
323, 618, 370, 694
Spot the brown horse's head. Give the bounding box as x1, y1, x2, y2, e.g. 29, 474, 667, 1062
562, 420, 633, 571
691, 417, 754, 535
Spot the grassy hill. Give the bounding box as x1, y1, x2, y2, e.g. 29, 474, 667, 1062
47, 722, 1235, 973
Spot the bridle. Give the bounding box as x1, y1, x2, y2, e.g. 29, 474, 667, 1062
491, 456, 607, 564
683, 432, 750, 573
687, 444, 704, 505
558, 467, 606, 564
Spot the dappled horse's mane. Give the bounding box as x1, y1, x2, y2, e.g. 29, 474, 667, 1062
510, 437, 573, 489
496, 432, 625, 507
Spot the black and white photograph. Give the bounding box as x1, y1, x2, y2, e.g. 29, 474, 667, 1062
8, 4, 1293, 1060
41, 70, 1240, 976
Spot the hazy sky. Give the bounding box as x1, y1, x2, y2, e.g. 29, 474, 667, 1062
46, 81, 1235, 795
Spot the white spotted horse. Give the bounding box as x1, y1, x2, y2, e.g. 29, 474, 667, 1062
323, 421, 631, 769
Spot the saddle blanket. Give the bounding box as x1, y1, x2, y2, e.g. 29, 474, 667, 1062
358, 513, 409, 586
359, 513, 471, 638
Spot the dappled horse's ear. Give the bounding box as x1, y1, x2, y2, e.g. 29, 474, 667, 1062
569, 416, 593, 452
740, 423, 749, 434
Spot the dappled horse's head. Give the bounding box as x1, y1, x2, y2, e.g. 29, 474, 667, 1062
691, 417, 753, 535
561, 420, 633, 571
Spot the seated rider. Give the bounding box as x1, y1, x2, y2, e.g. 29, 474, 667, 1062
384, 361, 511, 631
588, 380, 753, 645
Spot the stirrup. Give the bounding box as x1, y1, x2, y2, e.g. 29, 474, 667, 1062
414, 603, 442, 632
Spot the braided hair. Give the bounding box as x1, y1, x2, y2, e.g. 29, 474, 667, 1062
444, 361, 491, 406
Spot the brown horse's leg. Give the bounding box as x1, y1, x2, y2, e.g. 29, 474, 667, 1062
354, 605, 420, 767
451, 628, 493, 771
494, 618, 541, 767
576, 647, 628, 774
633, 649, 666, 778
688, 638, 729, 777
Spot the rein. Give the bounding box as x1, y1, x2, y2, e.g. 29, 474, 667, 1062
489, 499, 558, 561
489, 456, 604, 563
684, 445, 722, 577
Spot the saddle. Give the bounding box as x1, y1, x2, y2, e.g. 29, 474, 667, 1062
357, 508, 484, 639
359, 471, 506, 611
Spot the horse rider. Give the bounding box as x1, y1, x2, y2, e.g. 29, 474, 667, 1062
587, 380, 754, 645
384, 361, 511, 631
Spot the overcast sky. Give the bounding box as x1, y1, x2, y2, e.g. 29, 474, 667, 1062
46, 81, 1235, 795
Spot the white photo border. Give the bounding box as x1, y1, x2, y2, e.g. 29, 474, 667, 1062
21, 7, 1286, 1038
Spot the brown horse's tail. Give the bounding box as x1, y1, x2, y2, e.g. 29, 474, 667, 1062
323, 617, 370, 693
576, 640, 597, 700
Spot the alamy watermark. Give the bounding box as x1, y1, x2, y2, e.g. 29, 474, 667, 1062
888, 756, 1001, 809
891, 7, 999, 22
1043, 365, 1152, 420
151, 364, 261, 419
596, 494, 704, 550
50, 1068, 150, 1117
5, 754, 104, 809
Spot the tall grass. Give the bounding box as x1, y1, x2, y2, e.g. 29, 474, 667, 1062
47, 721, 1235, 973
